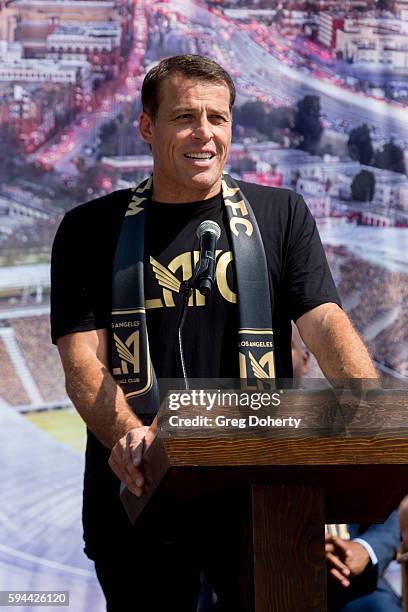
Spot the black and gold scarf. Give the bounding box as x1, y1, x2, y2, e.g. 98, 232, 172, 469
111, 173, 275, 415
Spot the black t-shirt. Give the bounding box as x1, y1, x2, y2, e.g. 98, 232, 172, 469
50, 181, 341, 555
51, 181, 340, 375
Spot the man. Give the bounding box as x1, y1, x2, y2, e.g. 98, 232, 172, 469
51, 55, 378, 610
326, 516, 402, 611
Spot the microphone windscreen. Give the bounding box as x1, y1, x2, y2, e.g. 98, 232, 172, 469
196, 220, 221, 241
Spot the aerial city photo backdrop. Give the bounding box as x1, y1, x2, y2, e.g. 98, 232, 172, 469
0, 0, 407, 609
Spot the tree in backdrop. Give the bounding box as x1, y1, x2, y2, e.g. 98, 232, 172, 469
373, 140, 406, 174
233, 101, 293, 141
294, 95, 323, 154
229, 156, 256, 175
99, 120, 119, 157
347, 124, 373, 165
376, 0, 396, 12
233, 101, 266, 131
351, 170, 376, 202
0, 124, 23, 184
264, 106, 293, 134
98, 103, 148, 157
99, 118, 148, 157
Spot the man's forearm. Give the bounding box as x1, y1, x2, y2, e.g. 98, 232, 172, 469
297, 303, 379, 381
66, 363, 142, 448
60, 336, 143, 449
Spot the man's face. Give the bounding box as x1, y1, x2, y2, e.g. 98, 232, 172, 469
139, 74, 232, 202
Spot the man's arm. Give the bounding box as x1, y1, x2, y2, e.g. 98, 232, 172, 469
326, 513, 400, 588
296, 302, 379, 380
57, 329, 156, 496
355, 511, 401, 577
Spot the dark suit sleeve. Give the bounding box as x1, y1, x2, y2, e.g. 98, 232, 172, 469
356, 510, 401, 577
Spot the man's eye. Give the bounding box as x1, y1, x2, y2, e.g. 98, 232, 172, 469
210, 115, 227, 123
176, 114, 192, 120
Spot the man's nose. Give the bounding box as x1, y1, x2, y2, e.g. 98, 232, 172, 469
193, 116, 212, 140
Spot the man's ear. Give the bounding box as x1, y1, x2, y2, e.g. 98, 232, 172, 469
139, 112, 154, 144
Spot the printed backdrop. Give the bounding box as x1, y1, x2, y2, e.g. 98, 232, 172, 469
0, 0, 406, 609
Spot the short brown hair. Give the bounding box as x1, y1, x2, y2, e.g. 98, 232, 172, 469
141, 54, 236, 120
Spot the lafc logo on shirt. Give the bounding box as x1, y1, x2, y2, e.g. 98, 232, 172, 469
145, 250, 236, 309
112, 331, 140, 375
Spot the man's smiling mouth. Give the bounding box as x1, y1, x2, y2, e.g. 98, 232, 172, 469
184, 152, 215, 160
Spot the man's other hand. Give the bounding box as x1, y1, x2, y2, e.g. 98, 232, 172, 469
108, 427, 156, 497
326, 535, 371, 587
326, 534, 352, 587
345, 541, 370, 576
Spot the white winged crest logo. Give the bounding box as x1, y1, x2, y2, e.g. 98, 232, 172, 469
150, 256, 181, 293
113, 331, 140, 375
249, 350, 275, 379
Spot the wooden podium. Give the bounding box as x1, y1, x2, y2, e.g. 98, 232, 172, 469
121, 387, 408, 611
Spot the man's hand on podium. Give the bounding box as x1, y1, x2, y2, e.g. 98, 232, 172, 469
325, 534, 370, 587
108, 426, 156, 497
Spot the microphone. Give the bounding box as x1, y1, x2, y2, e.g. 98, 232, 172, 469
176, 219, 221, 386
194, 220, 221, 296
